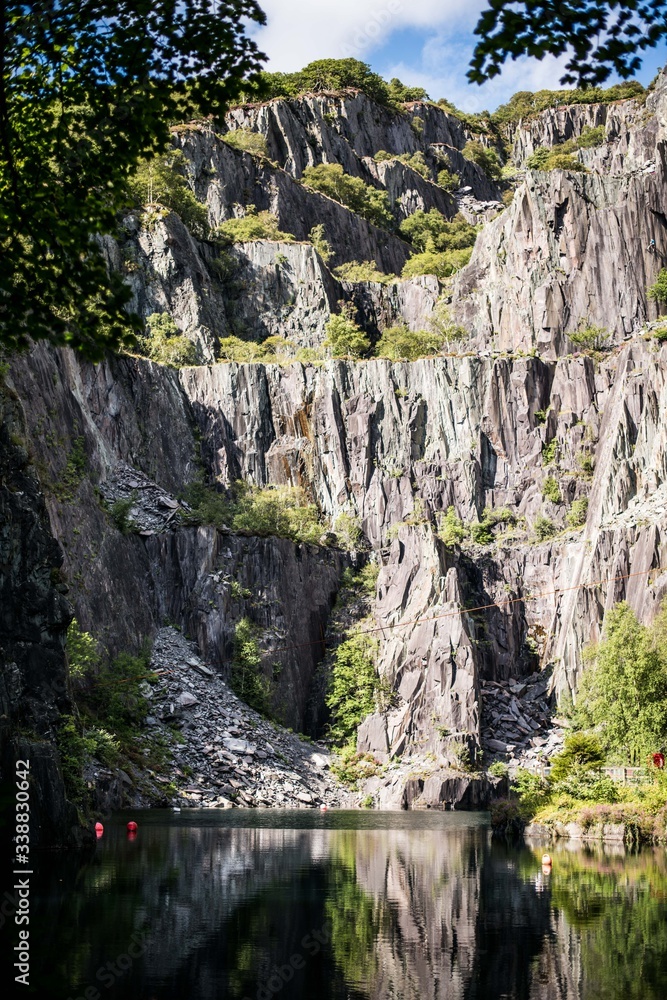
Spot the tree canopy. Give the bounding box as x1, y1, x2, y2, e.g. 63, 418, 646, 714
470, 1, 667, 87
573, 601, 667, 763
249, 59, 427, 109
0, 1, 265, 360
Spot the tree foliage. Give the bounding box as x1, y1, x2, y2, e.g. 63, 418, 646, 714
334, 260, 393, 284
573, 601, 667, 763
127, 149, 209, 237
526, 147, 588, 172
549, 733, 606, 782
215, 205, 294, 244
569, 322, 612, 352
138, 312, 198, 367
470, 2, 667, 87
323, 304, 370, 359
648, 268, 667, 304
248, 59, 424, 110
230, 617, 272, 716
0, 0, 265, 359
462, 140, 502, 180
491, 82, 645, 125
375, 324, 444, 362
399, 211, 479, 254
401, 248, 474, 280
302, 163, 393, 230
326, 632, 382, 746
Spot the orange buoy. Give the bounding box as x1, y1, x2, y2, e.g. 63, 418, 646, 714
542, 853, 552, 866
127, 820, 138, 833
94, 821, 104, 837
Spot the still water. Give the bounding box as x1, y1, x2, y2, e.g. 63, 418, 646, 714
26, 810, 667, 1000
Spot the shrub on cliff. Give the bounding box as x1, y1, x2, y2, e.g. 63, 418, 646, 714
402, 248, 473, 280
138, 313, 198, 367
462, 140, 502, 180
373, 150, 431, 179
215, 205, 295, 244
569, 322, 611, 352
429, 300, 469, 346
437, 167, 460, 191
232, 484, 323, 545
182, 481, 325, 545
399, 210, 478, 254
67, 619, 100, 681
128, 149, 210, 238
648, 269, 667, 306
230, 617, 272, 717
439, 507, 468, 548
326, 631, 384, 747
577, 125, 606, 148
566, 497, 589, 528
309, 224, 333, 264
542, 476, 562, 504
333, 260, 393, 284
526, 147, 587, 172
399, 211, 478, 280
323, 305, 370, 359
302, 164, 394, 230
223, 128, 268, 158
375, 324, 444, 361
533, 514, 557, 541
217, 334, 295, 363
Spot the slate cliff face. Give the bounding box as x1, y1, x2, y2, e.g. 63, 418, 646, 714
4, 73, 667, 823
0, 378, 81, 846
453, 76, 667, 353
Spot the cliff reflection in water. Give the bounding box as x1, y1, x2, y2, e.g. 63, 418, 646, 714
33, 813, 667, 1000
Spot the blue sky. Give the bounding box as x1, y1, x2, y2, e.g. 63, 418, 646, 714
253, 1, 667, 111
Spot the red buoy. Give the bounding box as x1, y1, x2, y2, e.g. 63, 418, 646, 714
94, 822, 104, 838
127, 821, 138, 833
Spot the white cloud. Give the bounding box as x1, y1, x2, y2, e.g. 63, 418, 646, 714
251, 0, 572, 110
387, 38, 573, 111
253, 0, 483, 71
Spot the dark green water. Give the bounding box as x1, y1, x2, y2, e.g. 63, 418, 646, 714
16, 810, 667, 999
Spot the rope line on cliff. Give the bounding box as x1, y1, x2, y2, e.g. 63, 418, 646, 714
265, 564, 661, 657
103, 565, 660, 686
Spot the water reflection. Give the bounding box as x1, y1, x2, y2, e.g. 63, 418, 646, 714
28, 812, 667, 1000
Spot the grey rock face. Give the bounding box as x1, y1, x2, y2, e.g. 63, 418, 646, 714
509, 98, 645, 167
0, 380, 82, 847
176, 127, 413, 275
13, 329, 667, 760
453, 164, 667, 353
225, 92, 500, 200
452, 74, 667, 354
8, 77, 667, 829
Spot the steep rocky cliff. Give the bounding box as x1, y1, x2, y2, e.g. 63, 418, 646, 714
453, 77, 667, 353
0, 376, 83, 846
4, 70, 667, 820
